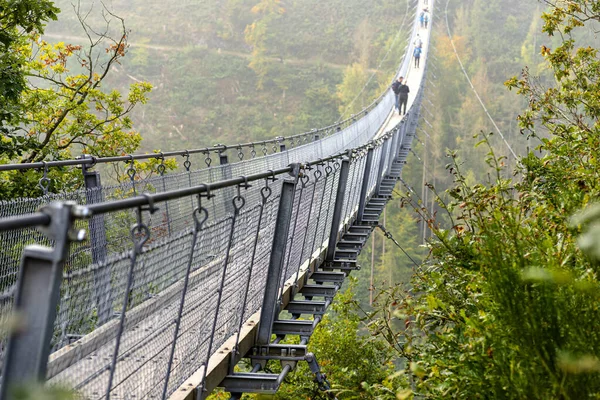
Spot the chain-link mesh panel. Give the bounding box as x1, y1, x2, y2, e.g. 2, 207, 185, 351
48, 178, 285, 398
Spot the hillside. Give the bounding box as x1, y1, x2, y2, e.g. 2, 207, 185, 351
44, 0, 411, 151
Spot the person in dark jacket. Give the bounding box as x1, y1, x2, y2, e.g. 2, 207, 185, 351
391, 77, 403, 112
398, 78, 410, 115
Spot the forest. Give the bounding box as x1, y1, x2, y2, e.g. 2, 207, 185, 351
1, 0, 600, 398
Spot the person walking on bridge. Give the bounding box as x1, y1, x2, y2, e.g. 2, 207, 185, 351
414, 34, 423, 49
398, 78, 410, 116
392, 77, 403, 113
413, 46, 422, 69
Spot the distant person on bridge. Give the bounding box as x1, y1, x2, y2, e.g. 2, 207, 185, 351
414, 46, 422, 69
419, 11, 425, 28
398, 78, 410, 116
392, 77, 403, 113
414, 34, 423, 49
424, 13, 429, 29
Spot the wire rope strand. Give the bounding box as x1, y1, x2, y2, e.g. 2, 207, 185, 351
444, 0, 518, 160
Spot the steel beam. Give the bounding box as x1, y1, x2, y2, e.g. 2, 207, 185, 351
250, 344, 308, 361
222, 366, 292, 394
309, 271, 346, 284
286, 300, 327, 316
357, 146, 375, 222
81, 155, 111, 326
299, 284, 337, 298
272, 320, 314, 336
256, 166, 300, 346
375, 138, 391, 196
325, 157, 351, 262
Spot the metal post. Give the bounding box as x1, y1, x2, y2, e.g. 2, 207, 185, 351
325, 157, 351, 262
219, 151, 229, 166
277, 137, 286, 152
256, 165, 300, 346
375, 138, 391, 196
219, 151, 235, 215
81, 155, 111, 325
357, 146, 375, 222
397, 120, 407, 157
0, 202, 84, 398
388, 130, 399, 173
369, 232, 375, 306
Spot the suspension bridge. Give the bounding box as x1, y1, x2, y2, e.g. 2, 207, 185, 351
0, 1, 433, 398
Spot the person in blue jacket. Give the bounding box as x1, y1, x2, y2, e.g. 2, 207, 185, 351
414, 46, 422, 69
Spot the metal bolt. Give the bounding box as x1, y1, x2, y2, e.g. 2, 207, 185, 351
73, 205, 92, 219
69, 229, 87, 242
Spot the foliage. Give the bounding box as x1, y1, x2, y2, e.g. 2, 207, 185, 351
336, 63, 368, 117
262, 281, 405, 399
207, 282, 405, 399
0, 0, 59, 128
368, 2, 600, 398
8, 384, 76, 400
0, 3, 153, 199
244, 0, 285, 89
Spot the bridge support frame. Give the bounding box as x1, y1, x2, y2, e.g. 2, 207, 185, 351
375, 137, 391, 196
0, 203, 83, 399
256, 164, 300, 346
357, 146, 375, 222
325, 157, 351, 262
81, 155, 111, 326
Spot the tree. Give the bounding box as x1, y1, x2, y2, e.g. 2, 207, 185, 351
0, 2, 152, 198
0, 0, 59, 135
336, 63, 368, 116
244, 0, 285, 89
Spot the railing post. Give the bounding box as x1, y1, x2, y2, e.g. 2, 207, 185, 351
357, 146, 375, 222
256, 164, 300, 346
375, 138, 391, 196
313, 129, 319, 142
219, 147, 235, 215
219, 149, 229, 166
0, 202, 84, 398
325, 157, 350, 261
396, 120, 407, 157
277, 137, 286, 152
81, 155, 111, 325
387, 129, 399, 173
325, 157, 351, 262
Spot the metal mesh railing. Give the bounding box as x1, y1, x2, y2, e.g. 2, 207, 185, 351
43, 156, 352, 398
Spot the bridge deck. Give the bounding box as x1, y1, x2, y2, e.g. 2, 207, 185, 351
377, 0, 430, 139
